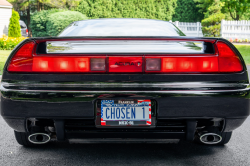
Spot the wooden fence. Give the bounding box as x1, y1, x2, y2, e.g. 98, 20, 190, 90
170, 21, 203, 37
221, 20, 250, 39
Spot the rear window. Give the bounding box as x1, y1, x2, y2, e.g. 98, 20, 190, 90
19, 21, 26, 29
59, 19, 186, 37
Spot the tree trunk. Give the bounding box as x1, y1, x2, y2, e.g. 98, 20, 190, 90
37, 1, 41, 12
236, 14, 240, 21
27, 6, 31, 37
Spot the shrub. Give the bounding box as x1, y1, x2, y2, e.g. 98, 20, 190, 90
46, 11, 87, 37
76, 0, 177, 21
229, 38, 233, 43
8, 10, 21, 37
238, 39, 242, 43
201, 13, 225, 37
200, 0, 225, 37
0, 35, 26, 50
245, 39, 249, 43
30, 9, 67, 37
172, 0, 204, 22
234, 38, 238, 42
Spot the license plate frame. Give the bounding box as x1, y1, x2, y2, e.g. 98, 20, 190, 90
95, 99, 155, 127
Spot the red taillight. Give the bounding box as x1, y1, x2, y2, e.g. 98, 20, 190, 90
26, 29, 28, 35
216, 41, 243, 72
145, 57, 219, 73
32, 57, 90, 72
145, 41, 243, 73
7, 42, 104, 73
7, 40, 244, 73
8, 42, 35, 72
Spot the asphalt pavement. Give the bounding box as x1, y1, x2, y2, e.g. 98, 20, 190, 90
1, 67, 250, 166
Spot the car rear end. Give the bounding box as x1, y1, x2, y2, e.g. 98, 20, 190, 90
1, 19, 249, 146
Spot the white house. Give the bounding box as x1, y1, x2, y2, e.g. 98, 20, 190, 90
0, 0, 12, 37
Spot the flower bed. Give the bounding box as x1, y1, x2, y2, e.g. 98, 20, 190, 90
228, 38, 250, 44
0, 35, 27, 50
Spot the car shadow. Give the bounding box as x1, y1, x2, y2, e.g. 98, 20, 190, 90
16, 140, 227, 165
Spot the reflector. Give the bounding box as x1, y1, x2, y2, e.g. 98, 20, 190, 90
146, 58, 161, 71
91, 58, 105, 71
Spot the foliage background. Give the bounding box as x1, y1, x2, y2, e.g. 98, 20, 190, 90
30, 9, 67, 37
76, 0, 177, 21
31, 10, 87, 37
172, 0, 204, 22
46, 11, 87, 36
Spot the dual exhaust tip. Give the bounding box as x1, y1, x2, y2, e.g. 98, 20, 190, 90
28, 133, 50, 144
199, 133, 222, 144
27, 132, 221, 145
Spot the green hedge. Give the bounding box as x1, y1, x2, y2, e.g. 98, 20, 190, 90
46, 11, 87, 37
30, 9, 67, 37
172, 0, 204, 22
76, 0, 177, 21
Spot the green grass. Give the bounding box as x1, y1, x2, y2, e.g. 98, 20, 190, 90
0, 50, 11, 75
0, 45, 249, 75
235, 45, 250, 64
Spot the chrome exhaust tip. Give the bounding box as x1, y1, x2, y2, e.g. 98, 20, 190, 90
200, 133, 222, 144
28, 133, 50, 144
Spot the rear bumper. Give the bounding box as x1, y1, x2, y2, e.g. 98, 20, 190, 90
1, 81, 250, 135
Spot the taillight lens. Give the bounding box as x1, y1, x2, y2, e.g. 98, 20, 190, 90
145, 41, 243, 73
216, 41, 243, 72
7, 40, 244, 73
91, 58, 105, 71
146, 58, 161, 71
145, 57, 219, 73
7, 42, 104, 73
8, 42, 35, 72
26, 29, 28, 35
32, 57, 90, 72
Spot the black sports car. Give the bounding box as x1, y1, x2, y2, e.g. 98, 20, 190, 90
1, 19, 249, 146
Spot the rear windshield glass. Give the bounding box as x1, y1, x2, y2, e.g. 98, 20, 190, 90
59, 19, 185, 37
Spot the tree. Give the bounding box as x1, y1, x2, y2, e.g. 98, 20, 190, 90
8, 0, 81, 36
201, 0, 225, 37
194, 0, 250, 20
8, 9, 21, 37
76, 0, 178, 21
172, 0, 204, 22
193, 0, 214, 15
221, 0, 250, 20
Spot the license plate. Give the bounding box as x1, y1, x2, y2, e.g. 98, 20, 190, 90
101, 100, 151, 126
